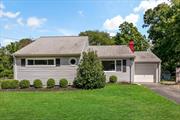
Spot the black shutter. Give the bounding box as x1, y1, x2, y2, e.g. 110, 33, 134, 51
56, 58, 60, 66
21, 59, 26, 66
123, 60, 126, 72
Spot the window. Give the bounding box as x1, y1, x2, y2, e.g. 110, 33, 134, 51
48, 60, 54, 65
21, 59, 25, 66
69, 58, 77, 65
28, 60, 33, 65
102, 61, 115, 71
56, 58, 60, 66
116, 60, 122, 71
27, 59, 55, 65
123, 60, 126, 72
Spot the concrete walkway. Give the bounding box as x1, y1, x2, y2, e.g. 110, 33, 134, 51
141, 83, 180, 104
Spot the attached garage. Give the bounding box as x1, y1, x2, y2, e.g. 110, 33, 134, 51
134, 51, 161, 83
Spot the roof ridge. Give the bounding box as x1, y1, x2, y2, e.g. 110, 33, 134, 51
40, 36, 88, 38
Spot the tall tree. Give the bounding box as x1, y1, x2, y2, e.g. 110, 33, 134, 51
0, 38, 33, 78
79, 30, 114, 45
114, 22, 149, 51
143, 0, 180, 72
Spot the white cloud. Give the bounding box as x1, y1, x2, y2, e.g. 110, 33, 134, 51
1, 39, 15, 46
27, 17, 47, 28
103, 13, 139, 30
17, 17, 24, 26
0, 2, 20, 18
103, 15, 124, 30
0, 2, 5, 9
108, 32, 116, 37
134, 0, 171, 12
78, 10, 84, 16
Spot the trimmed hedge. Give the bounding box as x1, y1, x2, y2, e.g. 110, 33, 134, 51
47, 78, 55, 88
33, 79, 42, 88
109, 75, 117, 83
19, 80, 30, 89
59, 79, 68, 88
1, 80, 19, 89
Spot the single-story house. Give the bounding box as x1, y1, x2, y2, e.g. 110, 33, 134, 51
13, 36, 161, 85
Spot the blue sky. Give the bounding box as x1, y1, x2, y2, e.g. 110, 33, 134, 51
0, 0, 170, 46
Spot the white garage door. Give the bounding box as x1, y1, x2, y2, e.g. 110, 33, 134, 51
134, 63, 156, 82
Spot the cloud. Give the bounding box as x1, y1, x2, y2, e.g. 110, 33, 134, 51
0, 2, 5, 9
17, 17, 24, 26
134, 0, 171, 12
1, 39, 15, 46
27, 17, 47, 28
0, 2, 20, 18
78, 10, 84, 16
103, 13, 139, 30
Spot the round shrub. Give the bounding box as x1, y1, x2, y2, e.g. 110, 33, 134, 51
33, 79, 42, 88
47, 78, 55, 88
1, 80, 19, 89
59, 79, 68, 88
109, 75, 117, 83
19, 80, 30, 89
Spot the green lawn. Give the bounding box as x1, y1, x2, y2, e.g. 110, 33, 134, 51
0, 84, 179, 120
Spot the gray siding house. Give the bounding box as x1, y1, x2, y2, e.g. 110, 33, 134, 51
13, 36, 161, 85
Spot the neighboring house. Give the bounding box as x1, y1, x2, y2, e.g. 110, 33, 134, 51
13, 36, 161, 85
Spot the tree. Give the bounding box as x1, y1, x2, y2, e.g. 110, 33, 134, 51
114, 22, 149, 51
79, 30, 114, 45
74, 50, 106, 89
143, 0, 180, 72
0, 38, 33, 79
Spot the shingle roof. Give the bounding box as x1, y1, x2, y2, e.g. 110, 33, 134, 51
14, 36, 88, 56
134, 51, 161, 63
88, 45, 135, 58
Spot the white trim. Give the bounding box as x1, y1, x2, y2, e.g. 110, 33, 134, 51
69, 57, 77, 66
26, 58, 56, 67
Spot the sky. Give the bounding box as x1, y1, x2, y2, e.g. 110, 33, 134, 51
0, 0, 171, 46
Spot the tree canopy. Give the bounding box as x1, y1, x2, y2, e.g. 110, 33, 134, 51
143, 0, 180, 72
79, 30, 114, 45
114, 22, 149, 51
0, 38, 33, 79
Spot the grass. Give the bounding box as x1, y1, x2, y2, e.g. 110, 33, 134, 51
0, 84, 179, 120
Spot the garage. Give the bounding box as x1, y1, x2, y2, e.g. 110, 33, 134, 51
134, 51, 161, 83
134, 63, 156, 82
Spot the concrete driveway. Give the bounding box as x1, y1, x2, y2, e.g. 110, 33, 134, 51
140, 83, 180, 104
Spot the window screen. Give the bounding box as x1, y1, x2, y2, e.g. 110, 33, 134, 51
123, 60, 126, 72
102, 61, 115, 71
48, 60, 54, 65
21, 59, 26, 66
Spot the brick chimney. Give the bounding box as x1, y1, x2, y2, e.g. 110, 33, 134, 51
129, 39, 134, 53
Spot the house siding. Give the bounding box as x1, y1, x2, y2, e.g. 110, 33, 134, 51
102, 59, 133, 83
15, 57, 79, 85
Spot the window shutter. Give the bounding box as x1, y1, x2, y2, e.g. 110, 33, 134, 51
21, 59, 26, 66
56, 58, 60, 66
123, 60, 126, 72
